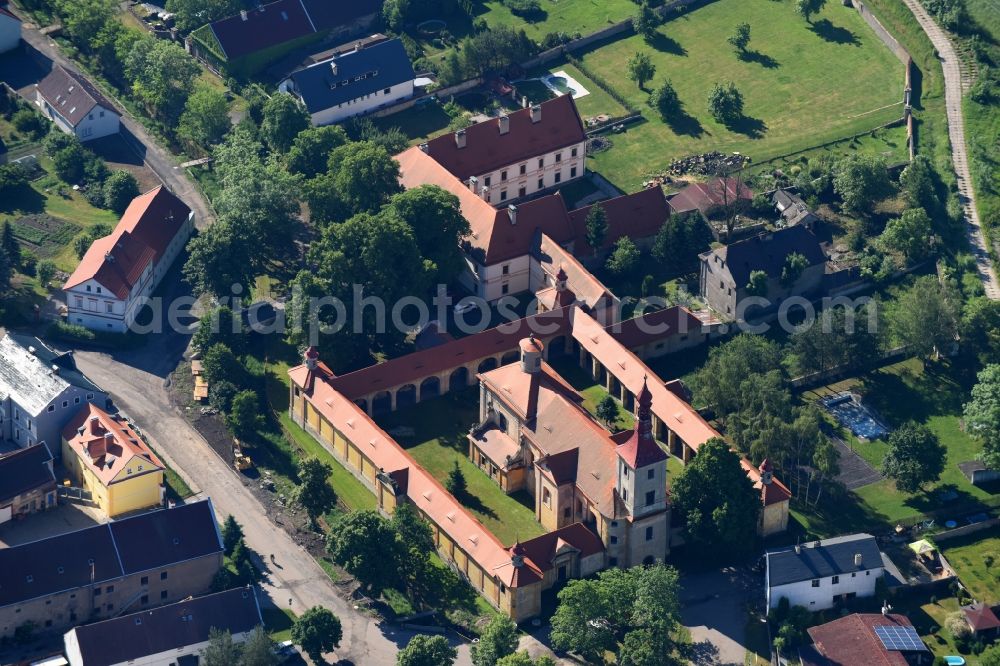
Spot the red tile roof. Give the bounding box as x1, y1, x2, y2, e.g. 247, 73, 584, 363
568, 187, 671, 255
616, 379, 667, 469
607, 306, 703, 349
742, 458, 792, 506
536, 235, 612, 309
63, 186, 190, 299
495, 523, 605, 587
35, 65, 117, 128
668, 177, 753, 216
963, 603, 1000, 632
806, 614, 920, 666
326, 306, 572, 399
424, 95, 586, 181
209, 0, 314, 60
62, 404, 164, 487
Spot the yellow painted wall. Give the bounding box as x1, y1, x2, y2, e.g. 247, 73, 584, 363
334, 430, 347, 458
61, 440, 162, 518
319, 417, 334, 444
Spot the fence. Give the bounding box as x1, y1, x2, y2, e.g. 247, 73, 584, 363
931, 518, 1000, 543
369, 77, 484, 119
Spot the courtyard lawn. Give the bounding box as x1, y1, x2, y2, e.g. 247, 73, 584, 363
794, 358, 996, 537
940, 527, 1000, 605
548, 357, 635, 431
373, 101, 455, 146
582, 0, 905, 190
375, 390, 545, 545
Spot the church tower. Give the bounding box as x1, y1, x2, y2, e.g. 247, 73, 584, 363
615, 377, 668, 518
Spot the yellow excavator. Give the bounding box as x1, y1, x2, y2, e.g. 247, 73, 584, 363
233, 438, 253, 472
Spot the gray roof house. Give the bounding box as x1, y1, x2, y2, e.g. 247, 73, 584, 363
698, 225, 827, 320
0, 333, 108, 458
773, 189, 819, 228
64, 586, 264, 666
766, 534, 886, 611
283, 37, 416, 126
0, 443, 57, 523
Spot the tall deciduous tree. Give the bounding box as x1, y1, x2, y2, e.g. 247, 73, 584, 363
708, 82, 744, 124
691, 333, 784, 421
882, 422, 945, 493
796, 0, 827, 23
898, 154, 939, 212
888, 275, 960, 359
728, 22, 751, 52
746, 270, 769, 296
596, 395, 620, 428
326, 511, 402, 594
384, 186, 471, 284
293, 458, 338, 527
632, 1, 659, 43
965, 364, 1000, 470
780, 252, 810, 286
471, 615, 519, 666
2, 221, 21, 271
260, 94, 310, 153
962, 297, 1000, 365
626, 51, 656, 90
833, 154, 891, 213
241, 626, 279, 666
648, 79, 681, 121
397, 634, 457, 666
178, 82, 232, 149
307, 142, 402, 221
585, 203, 608, 255
606, 237, 640, 275
125, 39, 201, 123
286, 125, 348, 178
201, 628, 242, 666
671, 438, 762, 557
879, 208, 934, 264
650, 212, 710, 275
291, 606, 342, 662
103, 170, 140, 214
227, 389, 263, 439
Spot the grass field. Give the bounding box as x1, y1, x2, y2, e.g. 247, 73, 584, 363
474, 0, 640, 41
940, 527, 1000, 605
376, 390, 545, 545
580, 0, 904, 190
793, 358, 994, 537
519, 60, 630, 120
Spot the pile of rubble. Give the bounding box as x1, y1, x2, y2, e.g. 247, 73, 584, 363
668, 151, 751, 176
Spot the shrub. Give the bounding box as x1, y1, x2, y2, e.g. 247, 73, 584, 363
648, 80, 680, 121
11, 108, 45, 139
36, 260, 56, 289
504, 0, 541, 18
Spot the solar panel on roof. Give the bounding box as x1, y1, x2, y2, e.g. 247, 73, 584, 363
874, 625, 927, 652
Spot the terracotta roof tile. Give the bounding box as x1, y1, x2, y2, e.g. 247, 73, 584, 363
424, 95, 586, 181
62, 404, 164, 487
568, 187, 671, 254
668, 177, 753, 215
963, 603, 1000, 632
806, 613, 919, 666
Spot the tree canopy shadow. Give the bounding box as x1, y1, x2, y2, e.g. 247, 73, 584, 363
810, 19, 860, 45
725, 114, 767, 139
666, 107, 706, 138
0, 184, 44, 215
738, 49, 780, 69
649, 31, 687, 56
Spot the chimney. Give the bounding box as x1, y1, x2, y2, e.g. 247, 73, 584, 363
555, 266, 568, 292
419, 142, 428, 153
330, 61, 338, 76
522, 96, 528, 109
89, 415, 100, 435
240, 9, 248, 20
104, 432, 114, 443
77, 427, 85, 437
455, 129, 466, 149
498, 114, 509, 135
530, 104, 541, 123
519, 335, 544, 375
507, 204, 517, 225
468, 175, 478, 192
51, 364, 59, 375
481, 185, 489, 201
794, 544, 801, 555
304, 346, 319, 371
511, 542, 525, 568
854, 553, 863, 567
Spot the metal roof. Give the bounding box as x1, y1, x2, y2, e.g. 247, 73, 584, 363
767, 533, 882, 586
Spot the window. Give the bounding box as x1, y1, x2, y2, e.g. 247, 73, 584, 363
542, 488, 551, 506
811, 579, 820, 587
99, 110, 104, 117
87, 393, 94, 400
555, 152, 562, 163
645, 526, 653, 541
161, 590, 168, 599
537, 158, 544, 169
500, 190, 507, 201
563, 507, 570, 518
554, 172, 562, 184
609, 557, 618, 566
610, 535, 618, 544
622, 488, 628, 501
106, 604, 114, 611
611, 521, 618, 527
570, 167, 577, 179
647, 468, 655, 480
501, 170, 507, 181
94, 588, 102, 596
851, 573, 856, 578
537, 178, 544, 189
74, 297, 83, 308
623, 467, 629, 478
106, 585, 114, 593
88, 114, 93, 121
86, 286, 91, 292
519, 164, 526, 175
160, 572, 168, 580
141, 576, 148, 585
832, 576, 839, 585
141, 595, 149, 605
571, 147, 578, 158
383, 87, 391, 94
645, 490, 655, 506
75, 397, 80, 404
501, 284, 509, 295
502, 264, 510, 275
47, 405, 54, 413
106, 302, 113, 313
484, 176, 491, 187
866, 571, 871, 576
518, 186, 526, 198
96, 287, 101, 294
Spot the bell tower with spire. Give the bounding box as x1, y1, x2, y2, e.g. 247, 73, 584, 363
616, 377, 667, 519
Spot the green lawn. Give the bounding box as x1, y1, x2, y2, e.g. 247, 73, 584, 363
474, 0, 641, 41
373, 101, 455, 146
794, 358, 996, 536
375, 389, 545, 545
519, 60, 630, 120
746, 123, 912, 177
548, 357, 636, 431
940, 527, 1000, 605
581, 0, 905, 190
261, 606, 296, 642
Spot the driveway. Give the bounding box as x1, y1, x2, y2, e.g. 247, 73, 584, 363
681, 567, 761, 666
900, 0, 999, 300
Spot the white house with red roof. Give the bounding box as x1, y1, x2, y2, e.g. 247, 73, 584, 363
63, 186, 193, 332
0, 6, 21, 54
423, 95, 587, 206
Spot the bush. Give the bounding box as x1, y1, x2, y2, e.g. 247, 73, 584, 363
48, 321, 96, 343
648, 80, 680, 121
103, 171, 140, 214
36, 260, 56, 289
504, 0, 541, 18
11, 108, 46, 140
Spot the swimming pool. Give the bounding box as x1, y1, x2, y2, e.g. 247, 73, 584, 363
944, 656, 966, 665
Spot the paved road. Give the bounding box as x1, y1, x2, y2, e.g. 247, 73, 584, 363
15, 19, 214, 230
901, 0, 1000, 300
680, 567, 760, 666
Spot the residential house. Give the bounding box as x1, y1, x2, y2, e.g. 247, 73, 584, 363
962, 602, 1000, 638
0, 6, 21, 54
470, 337, 670, 571
698, 225, 827, 319
63, 586, 264, 666
61, 404, 165, 518
282, 37, 415, 126
63, 186, 194, 333
0, 499, 223, 639
423, 95, 588, 207
800, 613, 931, 665
668, 176, 753, 218
0, 444, 56, 523
190, 0, 380, 76
766, 533, 884, 610
35, 65, 120, 142
0, 333, 108, 458
773, 188, 819, 228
